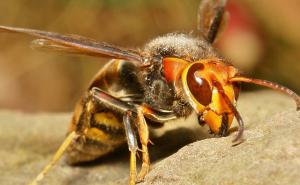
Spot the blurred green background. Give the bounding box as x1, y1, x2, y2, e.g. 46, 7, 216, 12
0, 0, 299, 112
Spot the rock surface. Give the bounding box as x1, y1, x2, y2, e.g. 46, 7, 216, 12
0, 91, 299, 185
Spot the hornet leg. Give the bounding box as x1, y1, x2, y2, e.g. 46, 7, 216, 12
136, 106, 150, 182
90, 87, 176, 184
123, 111, 139, 185
91, 88, 140, 184
28, 131, 79, 185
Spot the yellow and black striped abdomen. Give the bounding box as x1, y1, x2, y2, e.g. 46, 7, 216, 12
66, 109, 126, 164
66, 60, 142, 164
65, 59, 143, 164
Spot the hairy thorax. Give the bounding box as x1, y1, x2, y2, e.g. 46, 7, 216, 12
139, 33, 221, 117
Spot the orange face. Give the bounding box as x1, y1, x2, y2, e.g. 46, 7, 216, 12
163, 57, 240, 136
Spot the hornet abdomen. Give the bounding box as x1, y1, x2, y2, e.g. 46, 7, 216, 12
66, 59, 143, 164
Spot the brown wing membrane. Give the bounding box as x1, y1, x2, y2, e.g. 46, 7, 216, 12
31, 39, 84, 54
0, 25, 142, 63
197, 0, 227, 43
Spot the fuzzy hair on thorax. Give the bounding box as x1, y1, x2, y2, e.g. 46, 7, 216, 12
144, 33, 220, 61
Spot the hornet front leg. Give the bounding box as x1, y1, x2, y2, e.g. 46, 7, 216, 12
90, 87, 158, 184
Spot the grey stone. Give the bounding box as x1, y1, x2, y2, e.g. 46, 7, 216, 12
0, 90, 299, 185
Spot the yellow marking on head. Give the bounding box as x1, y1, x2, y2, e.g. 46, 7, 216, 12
203, 110, 234, 134
203, 110, 222, 133
210, 84, 235, 114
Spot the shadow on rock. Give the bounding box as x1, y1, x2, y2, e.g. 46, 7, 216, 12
69, 126, 210, 168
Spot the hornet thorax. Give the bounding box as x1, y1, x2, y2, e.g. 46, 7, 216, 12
138, 33, 221, 117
